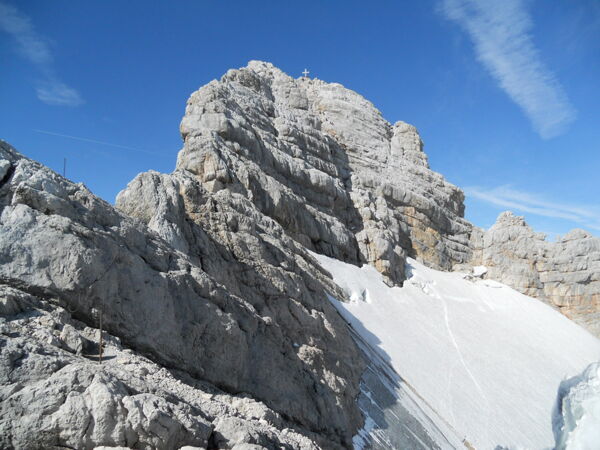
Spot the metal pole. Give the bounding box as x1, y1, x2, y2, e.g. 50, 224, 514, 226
63, 158, 66, 177
98, 308, 103, 363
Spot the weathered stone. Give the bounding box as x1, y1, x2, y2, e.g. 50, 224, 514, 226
0, 140, 362, 448
171, 61, 600, 335
0, 159, 11, 182
59, 323, 85, 354
1, 60, 600, 450
174, 61, 473, 285
0, 290, 324, 449
469, 212, 600, 336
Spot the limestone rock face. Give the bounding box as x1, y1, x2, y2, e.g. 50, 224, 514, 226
471, 212, 600, 336
0, 140, 363, 448
165, 60, 600, 335
175, 61, 473, 284
0, 286, 321, 450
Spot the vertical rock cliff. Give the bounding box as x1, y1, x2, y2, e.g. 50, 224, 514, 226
0, 140, 364, 448
130, 60, 599, 335
170, 61, 473, 287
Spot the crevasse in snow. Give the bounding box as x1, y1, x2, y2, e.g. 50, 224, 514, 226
553, 362, 600, 450
314, 253, 600, 450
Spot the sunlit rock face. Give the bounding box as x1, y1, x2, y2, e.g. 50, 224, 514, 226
0, 285, 324, 450
0, 140, 364, 448
175, 61, 474, 285
173, 61, 600, 336
470, 212, 600, 336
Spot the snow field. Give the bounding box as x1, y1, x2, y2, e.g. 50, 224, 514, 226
314, 254, 600, 449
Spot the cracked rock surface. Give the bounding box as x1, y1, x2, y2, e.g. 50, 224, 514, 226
469, 212, 600, 336
161, 60, 600, 335
0, 286, 323, 450
173, 61, 473, 286
0, 140, 363, 448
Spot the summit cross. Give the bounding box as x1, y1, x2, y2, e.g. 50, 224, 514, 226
302, 68, 310, 78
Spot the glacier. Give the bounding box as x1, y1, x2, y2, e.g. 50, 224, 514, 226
314, 253, 600, 449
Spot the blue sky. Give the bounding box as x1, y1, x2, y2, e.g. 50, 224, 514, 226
1, 0, 599, 238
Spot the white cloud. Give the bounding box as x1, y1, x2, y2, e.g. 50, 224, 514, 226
440, 0, 576, 138
0, 2, 51, 65
466, 185, 600, 232
36, 80, 84, 107
0, 2, 83, 106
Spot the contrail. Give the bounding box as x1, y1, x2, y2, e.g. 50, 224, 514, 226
33, 129, 163, 156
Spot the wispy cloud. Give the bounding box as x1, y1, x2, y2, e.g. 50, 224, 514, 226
440, 0, 576, 139
35, 80, 84, 107
33, 129, 162, 156
0, 2, 83, 106
466, 185, 600, 232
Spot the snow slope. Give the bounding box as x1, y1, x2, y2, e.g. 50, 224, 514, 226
348, 325, 465, 450
314, 254, 600, 449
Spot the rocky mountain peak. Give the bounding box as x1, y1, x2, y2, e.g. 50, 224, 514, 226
163, 61, 600, 335
560, 228, 593, 242
471, 209, 600, 335
494, 210, 528, 226
174, 60, 472, 286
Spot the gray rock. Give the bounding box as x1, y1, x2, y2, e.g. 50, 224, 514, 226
470, 212, 600, 336
2, 59, 600, 450
175, 61, 600, 334
59, 323, 85, 354
174, 61, 474, 285
0, 290, 322, 449
93, 447, 131, 450
175, 61, 600, 336
0, 159, 10, 181
0, 140, 362, 448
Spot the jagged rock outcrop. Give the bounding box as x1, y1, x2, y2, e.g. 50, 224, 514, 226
469, 212, 600, 336
0, 140, 364, 448
174, 61, 473, 285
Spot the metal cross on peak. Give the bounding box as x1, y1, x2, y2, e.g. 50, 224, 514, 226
302, 68, 310, 78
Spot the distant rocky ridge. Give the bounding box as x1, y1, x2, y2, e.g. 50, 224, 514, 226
470, 212, 600, 336
1, 60, 599, 449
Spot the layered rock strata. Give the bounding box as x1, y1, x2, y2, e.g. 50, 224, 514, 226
168, 60, 600, 335
0, 140, 364, 448
175, 61, 473, 285
469, 212, 600, 336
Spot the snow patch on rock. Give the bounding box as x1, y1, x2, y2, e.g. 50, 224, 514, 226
472, 265, 487, 278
